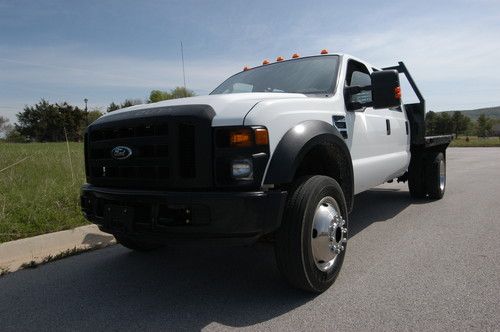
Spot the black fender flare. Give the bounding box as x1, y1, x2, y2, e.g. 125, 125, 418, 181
265, 120, 354, 210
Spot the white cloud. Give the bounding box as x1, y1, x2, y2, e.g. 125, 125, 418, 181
0, 45, 242, 91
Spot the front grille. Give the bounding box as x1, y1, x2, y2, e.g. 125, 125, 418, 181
85, 105, 214, 189
90, 123, 169, 141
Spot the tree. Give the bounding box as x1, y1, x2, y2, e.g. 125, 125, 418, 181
148, 87, 196, 103
451, 111, 471, 138
425, 111, 437, 135
170, 87, 195, 99
15, 99, 87, 142
5, 129, 25, 143
0, 116, 12, 136
435, 112, 453, 135
425, 111, 453, 135
107, 102, 120, 113
149, 90, 171, 103
476, 114, 494, 138
107, 99, 143, 113
87, 109, 103, 123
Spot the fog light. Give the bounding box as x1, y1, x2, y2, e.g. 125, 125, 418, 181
231, 159, 253, 180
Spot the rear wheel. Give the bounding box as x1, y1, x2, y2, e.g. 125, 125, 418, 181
275, 175, 348, 293
114, 235, 162, 252
426, 152, 446, 199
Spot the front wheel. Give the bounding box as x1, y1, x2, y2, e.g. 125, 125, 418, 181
275, 175, 348, 293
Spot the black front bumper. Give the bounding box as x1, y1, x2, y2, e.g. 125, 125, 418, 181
80, 184, 287, 244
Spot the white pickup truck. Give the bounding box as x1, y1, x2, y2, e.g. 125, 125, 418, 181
81, 51, 452, 292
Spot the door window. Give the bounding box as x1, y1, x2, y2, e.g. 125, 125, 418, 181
345, 61, 372, 106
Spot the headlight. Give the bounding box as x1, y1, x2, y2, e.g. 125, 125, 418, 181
231, 158, 253, 180
214, 126, 269, 187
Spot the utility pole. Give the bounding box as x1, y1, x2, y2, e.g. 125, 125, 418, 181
180, 41, 187, 97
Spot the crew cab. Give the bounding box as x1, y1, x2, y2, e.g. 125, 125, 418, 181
81, 51, 452, 293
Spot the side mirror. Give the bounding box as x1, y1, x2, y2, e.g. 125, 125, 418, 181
371, 70, 401, 109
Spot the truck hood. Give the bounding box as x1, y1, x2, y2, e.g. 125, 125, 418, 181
101, 93, 307, 126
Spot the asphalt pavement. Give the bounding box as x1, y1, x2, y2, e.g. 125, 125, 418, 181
1, 148, 499, 331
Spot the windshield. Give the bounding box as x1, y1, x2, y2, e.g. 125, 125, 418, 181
210, 55, 340, 95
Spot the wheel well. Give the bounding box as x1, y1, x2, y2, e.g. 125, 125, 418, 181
294, 143, 353, 211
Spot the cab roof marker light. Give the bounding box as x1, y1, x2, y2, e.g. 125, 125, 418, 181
292, 53, 300, 58
243, 66, 250, 71
320, 49, 329, 54
262, 59, 270, 65
276, 56, 284, 62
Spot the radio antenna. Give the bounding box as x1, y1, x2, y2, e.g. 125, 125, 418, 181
180, 41, 187, 96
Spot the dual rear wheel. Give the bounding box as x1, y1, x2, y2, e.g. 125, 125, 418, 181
409, 151, 446, 199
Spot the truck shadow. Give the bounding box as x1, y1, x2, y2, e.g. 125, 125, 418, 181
1, 187, 418, 330
349, 187, 416, 237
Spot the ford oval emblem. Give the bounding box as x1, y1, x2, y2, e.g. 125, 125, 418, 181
111, 146, 132, 160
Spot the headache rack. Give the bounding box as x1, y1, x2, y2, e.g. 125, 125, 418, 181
383, 62, 452, 148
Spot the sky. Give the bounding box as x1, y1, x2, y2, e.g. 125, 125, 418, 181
1, 0, 500, 123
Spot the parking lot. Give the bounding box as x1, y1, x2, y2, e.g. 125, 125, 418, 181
1, 148, 499, 331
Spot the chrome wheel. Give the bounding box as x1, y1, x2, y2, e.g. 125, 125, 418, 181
439, 159, 446, 191
311, 196, 347, 272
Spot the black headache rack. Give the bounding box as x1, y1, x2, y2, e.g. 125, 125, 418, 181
383, 62, 452, 148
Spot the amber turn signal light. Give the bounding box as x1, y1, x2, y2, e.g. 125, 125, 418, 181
395, 86, 402, 99
254, 128, 269, 145
230, 130, 253, 147
228, 128, 269, 147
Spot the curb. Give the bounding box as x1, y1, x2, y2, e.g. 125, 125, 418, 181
0, 225, 116, 274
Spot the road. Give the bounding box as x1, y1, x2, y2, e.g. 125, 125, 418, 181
1, 148, 499, 331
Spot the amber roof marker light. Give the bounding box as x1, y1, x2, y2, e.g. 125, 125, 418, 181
291, 53, 300, 58
243, 66, 250, 71
276, 56, 284, 62
320, 49, 329, 54
262, 59, 270, 65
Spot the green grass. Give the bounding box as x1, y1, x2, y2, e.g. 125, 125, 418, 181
449, 136, 500, 147
0, 142, 88, 243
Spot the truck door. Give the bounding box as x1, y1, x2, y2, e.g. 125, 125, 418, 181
343, 60, 410, 194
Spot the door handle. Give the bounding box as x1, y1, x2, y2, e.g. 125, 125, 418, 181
386, 119, 391, 135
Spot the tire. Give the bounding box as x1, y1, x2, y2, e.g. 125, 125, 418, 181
275, 175, 348, 293
425, 152, 446, 199
114, 235, 162, 252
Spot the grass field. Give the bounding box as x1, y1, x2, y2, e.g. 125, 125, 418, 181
449, 136, 500, 147
0, 142, 88, 243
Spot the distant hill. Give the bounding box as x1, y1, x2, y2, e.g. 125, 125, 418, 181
439, 106, 500, 120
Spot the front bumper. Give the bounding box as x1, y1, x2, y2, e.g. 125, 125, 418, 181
80, 184, 287, 244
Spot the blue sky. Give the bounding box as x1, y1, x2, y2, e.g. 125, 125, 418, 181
1, 0, 500, 122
